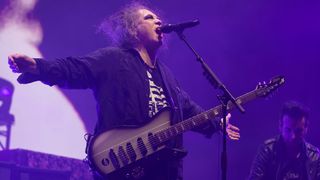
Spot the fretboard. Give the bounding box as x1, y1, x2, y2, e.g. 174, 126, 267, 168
153, 88, 261, 144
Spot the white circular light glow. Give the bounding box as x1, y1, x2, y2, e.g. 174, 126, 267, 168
0, 0, 87, 159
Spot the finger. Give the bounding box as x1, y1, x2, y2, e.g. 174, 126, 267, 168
8, 55, 21, 65
227, 131, 240, 138
12, 53, 21, 58
9, 64, 16, 70
226, 128, 240, 136
9, 64, 19, 70
228, 132, 240, 139
228, 134, 240, 140
228, 124, 240, 131
11, 54, 24, 61
9, 64, 20, 72
223, 113, 232, 124
12, 69, 19, 73
8, 56, 15, 65
221, 113, 231, 120
226, 113, 231, 119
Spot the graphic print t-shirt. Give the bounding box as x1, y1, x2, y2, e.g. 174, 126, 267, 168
146, 68, 169, 118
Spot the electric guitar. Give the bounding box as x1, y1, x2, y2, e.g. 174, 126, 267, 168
87, 76, 285, 179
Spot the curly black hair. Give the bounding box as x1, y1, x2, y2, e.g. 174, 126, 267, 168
99, 1, 161, 48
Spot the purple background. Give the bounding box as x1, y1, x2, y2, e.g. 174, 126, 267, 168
6, 1, 320, 179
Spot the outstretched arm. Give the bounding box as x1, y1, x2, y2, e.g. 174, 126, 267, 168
7, 48, 115, 89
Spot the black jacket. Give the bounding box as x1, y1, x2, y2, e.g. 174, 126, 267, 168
18, 47, 219, 135
248, 136, 320, 180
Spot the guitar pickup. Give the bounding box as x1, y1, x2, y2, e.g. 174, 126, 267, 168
118, 146, 129, 165
109, 149, 120, 169
148, 133, 159, 151
126, 142, 137, 162
137, 137, 148, 156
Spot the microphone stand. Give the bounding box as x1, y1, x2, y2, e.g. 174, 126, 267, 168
174, 29, 245, 180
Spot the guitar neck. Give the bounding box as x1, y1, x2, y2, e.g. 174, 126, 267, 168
153, 88, 259, 144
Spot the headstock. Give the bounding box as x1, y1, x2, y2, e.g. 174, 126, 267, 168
256, 76, 285, 97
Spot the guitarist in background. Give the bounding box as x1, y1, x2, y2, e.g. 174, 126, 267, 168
8, 2, 240, 180
248, 101, 320, 180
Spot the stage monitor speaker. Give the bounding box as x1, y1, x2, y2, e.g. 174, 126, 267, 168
0, 161, 71, 180
0, 161, 12, 180
0, 149, 93, 180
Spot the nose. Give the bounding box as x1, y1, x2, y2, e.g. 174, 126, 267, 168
155, 18, 162, 26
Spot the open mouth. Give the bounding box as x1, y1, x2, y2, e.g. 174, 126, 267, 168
156, 27, 163, 39
155, 27, 162, 35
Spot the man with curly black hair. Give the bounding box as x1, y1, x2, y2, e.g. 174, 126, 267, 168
8, 2, 240, 179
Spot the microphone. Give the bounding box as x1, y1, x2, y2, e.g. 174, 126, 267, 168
159, 19, 200, 33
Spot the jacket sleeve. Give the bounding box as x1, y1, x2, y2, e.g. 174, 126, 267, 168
156, 61, 221, 138
177, 87, 221, 138
307, 145, 320, 179
248, 144, 272, 180
17, 48, 116, 89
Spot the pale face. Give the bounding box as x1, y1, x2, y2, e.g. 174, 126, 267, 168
135, 9, 163, 49
280, 115, 308, 146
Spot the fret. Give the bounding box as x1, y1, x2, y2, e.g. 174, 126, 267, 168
165, 128, 171, 137
181, 124, 185, 131
192, 120, 196, 126
176, 125, 183, 133
164, 130, 169, 138
170, 127, 177, 136
158, 131, 166, 142
203, 113, 209, 120
184, 121, 192, 130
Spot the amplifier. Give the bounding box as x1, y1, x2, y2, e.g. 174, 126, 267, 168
0, 149, 93, 180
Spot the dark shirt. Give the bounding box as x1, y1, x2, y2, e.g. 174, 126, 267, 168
248, 136, 320, 180
18, 47, 221, 179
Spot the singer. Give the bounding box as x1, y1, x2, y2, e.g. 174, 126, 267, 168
7, 2, 240, 180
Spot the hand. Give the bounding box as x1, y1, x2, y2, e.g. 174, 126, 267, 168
221, 113, 240, 140
8, 54, 38, 74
